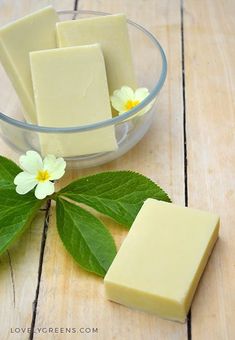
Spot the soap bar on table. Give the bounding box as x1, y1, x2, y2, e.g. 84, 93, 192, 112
56, 14, 136, 94
104, 199, 219, 322
0, 6, 59, 123
30, 44, 117, 157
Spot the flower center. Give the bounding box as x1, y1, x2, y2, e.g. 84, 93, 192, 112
36, 170, 50, 182
124, 99, 140, 111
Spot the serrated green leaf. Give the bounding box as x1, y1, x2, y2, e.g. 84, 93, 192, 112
56, 197, 117, 277
0, 156, 43, 255
58, 171, 171, 228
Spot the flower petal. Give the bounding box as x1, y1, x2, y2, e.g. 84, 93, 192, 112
112, 86, 134, 101
43, 154, 56, 173
110, 86, 136, 113
14, 172, 37, 195
118, 86, 135, 101
110, 95, 126, 113
35, 181, 55, 200
43, 155, 66, 180
19, 151, 43, 174
134, 88, 149, 101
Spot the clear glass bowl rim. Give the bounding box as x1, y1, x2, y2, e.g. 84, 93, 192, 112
0, 9, 167, 133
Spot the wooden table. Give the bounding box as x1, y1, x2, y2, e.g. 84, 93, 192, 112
0, 0, 234, 339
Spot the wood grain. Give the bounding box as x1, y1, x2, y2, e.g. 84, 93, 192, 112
33, 1, 186, 339
1, 0, 235, 338
184, 0, 235, 339
0, 1, 74, 340
0, 212, 47, 340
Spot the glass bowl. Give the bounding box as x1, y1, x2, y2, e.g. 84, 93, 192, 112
0, 10, 167, 169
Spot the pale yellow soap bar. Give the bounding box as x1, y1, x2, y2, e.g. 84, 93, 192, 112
104, 199, 219, 322
0, 6, 59, 123
56, 14, 136, 94
30, 44, 117, 157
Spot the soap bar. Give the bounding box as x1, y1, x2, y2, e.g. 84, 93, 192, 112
56, 14, 136, 94
104, 199, 219, 322
30, 44, 117, 157
0, 6, 59, 123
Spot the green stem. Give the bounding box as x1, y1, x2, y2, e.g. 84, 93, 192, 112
50, 192, 58, 201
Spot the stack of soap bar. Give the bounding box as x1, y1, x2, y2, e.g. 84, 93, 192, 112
0, 6, 59, 123
104, 199, 219, 322
56, 14, 136, 94
30, 44, 117, 157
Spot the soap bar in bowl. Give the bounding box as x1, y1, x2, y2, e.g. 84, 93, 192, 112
104, 199, 219, 322
56, 14, 136, 94
0, 6, 59, 123
30, 44, 117, 157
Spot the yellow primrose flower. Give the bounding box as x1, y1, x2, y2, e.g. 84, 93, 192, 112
14, 151, 66, 199
110, 86, 150, 114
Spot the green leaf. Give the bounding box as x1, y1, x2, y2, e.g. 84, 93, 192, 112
56, 197, 117, 277
58, 171, 171, 228
0, 155, 21, 188
0, 155, 43, 255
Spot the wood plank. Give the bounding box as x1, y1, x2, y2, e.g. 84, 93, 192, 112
0, 212, 46, 340
184, 0, 235, 339
0, 1, 74, 340
34, 1, 186, 339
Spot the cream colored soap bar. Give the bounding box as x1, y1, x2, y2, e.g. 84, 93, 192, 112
30, 44, 117, 157
56, 14, 136, 94
0, 6, 59, 123
104, 199, 219, 322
